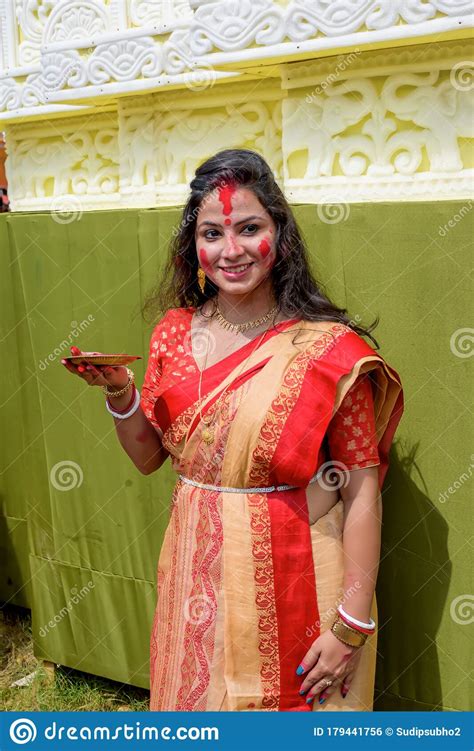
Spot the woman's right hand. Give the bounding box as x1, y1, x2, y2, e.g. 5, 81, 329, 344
62, 346, 167, 475
60, 345, 129, 392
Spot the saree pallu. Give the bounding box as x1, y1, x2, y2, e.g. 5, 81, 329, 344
147, 318, 404, 712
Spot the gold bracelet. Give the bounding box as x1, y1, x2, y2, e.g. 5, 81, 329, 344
102, 368, 134, 399
330, 616, 368, 648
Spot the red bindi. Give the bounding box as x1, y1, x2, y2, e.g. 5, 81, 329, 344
258, 237, 271, 260
224, 218, 231, 226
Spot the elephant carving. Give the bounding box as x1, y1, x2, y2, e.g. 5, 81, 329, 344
382, 72, 474, 172
155, 103, 269, 184
282, 79, 376, 179
14, 139, 83, 198
123, 114, 155, 188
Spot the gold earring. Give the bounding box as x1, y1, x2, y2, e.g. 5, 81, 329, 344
197, 266, 206, 293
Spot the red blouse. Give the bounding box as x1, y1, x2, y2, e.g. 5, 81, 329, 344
141, 310, 380, 471
325, 375, 380, 470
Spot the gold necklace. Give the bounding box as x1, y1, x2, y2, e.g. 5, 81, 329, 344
196, 323, 271, 445
214, 301, 278, 333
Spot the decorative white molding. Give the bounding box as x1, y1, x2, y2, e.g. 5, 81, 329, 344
0, 4, 472, 209
43, 1, 112, 45
280, 40, 474, 87
0, 0, 472, 119
7, 112, 119, 207
282, 72, 473, 177
285, 172, 474, 204
129, 0, 193, 29
7, 77, 284, 209
189, 0, 286, 54
279, 41, 474, 203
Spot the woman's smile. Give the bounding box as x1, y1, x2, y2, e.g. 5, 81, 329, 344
218, 261, 255, 278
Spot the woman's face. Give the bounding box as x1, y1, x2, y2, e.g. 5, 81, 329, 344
194, 183, 277, 295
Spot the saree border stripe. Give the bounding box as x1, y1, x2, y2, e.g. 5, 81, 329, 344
150, 481, 183, 709
150, 483, 223, 710
205, 584, 228, 710
268, 487, 320, 711
161, 401, 196, 456
176, 487, 223, 710
247, 493, 281, 711
222, 490, 266, 711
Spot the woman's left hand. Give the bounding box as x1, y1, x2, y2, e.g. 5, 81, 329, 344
297, 628, 363, 704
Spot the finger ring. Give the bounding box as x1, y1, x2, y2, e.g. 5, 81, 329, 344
324, 679, 333, 687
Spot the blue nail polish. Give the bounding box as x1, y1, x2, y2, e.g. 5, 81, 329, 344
296, 665, 304, 675
299, 689, 306, 695
319, 696, 326, 704
306, 696, 314, 704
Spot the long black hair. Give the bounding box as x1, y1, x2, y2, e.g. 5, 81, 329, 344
142, 148, 379, 348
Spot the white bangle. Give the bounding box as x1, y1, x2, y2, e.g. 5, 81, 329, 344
105, 387, 141, 420
337, 604, 376, 631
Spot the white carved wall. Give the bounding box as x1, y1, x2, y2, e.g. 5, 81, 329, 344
0, 0, 472, 209
282, 42, 474, 203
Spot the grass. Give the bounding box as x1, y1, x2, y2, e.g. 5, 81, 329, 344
0, 604, 150, 711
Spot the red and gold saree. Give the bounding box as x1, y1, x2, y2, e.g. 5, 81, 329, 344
141, 307, 404, 712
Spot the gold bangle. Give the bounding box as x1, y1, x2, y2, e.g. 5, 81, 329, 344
331, 616, 368, 648
102, 368, 134, 399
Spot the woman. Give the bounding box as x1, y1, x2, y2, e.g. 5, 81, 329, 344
61, 149, 404, 712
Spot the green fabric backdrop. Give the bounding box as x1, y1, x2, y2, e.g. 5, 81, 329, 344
0, 203, 472, 710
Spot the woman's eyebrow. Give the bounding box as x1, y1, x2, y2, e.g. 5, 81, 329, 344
198, 215, 262, 228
